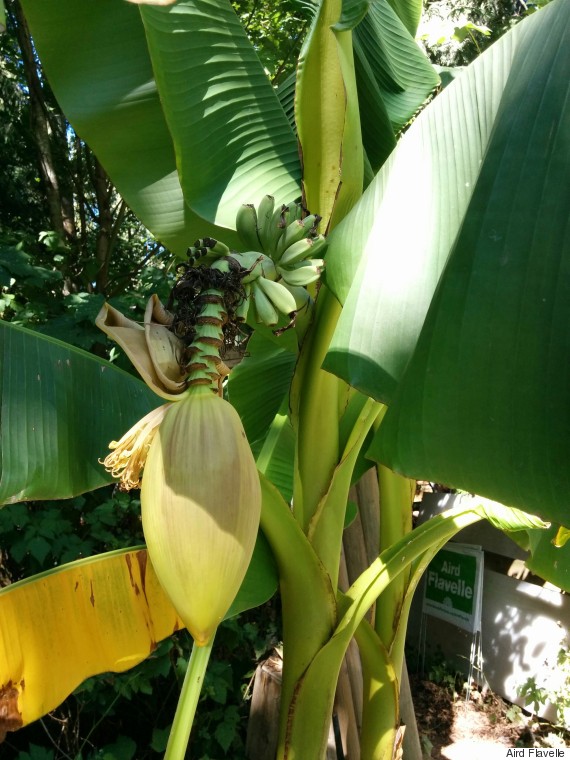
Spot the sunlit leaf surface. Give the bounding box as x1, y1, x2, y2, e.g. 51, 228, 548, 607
20, 0, 240, 253
139, 0, 301, 228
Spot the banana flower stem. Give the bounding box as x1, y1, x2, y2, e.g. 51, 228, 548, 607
165, 633, 216, 760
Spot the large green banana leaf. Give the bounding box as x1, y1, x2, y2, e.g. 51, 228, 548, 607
324, 3, 529, 314
353, 0, 439, 173
21, 0, 432, 248
20, 0, 300, 251
0, 538, 276, 733
19, 0, 231, 255
138, 1, 301, 228
325, 0, 570, 525
0, 322, 158, 505
385, 0, 423, 36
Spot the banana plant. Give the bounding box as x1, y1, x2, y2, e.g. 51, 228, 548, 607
1, 0, 569, 758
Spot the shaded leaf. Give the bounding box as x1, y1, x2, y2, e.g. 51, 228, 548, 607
0, 321, 158, 505
254, 409, 296, 503
526, 526, 570, 592
385, 0, 423, 36
276, 71, 297, 134
334, 0, 372, 31
225, 530, 278, 619
354, 1, 439, 168
352, 34, 396, 175
227, 331, 296, 444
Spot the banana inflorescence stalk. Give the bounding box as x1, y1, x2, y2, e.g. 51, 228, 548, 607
98, 194, 328, 760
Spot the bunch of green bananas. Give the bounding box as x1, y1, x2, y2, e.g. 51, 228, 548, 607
234, 196, 326, 327
183, 196, 326, 329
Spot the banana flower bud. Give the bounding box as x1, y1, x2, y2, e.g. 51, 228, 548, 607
141, 387, 261, 645
98, 295, 261, 644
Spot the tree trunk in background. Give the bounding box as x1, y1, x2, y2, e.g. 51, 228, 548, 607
90, 156, 124, 295
11, 0, 76, 245
10, 1, 127, 297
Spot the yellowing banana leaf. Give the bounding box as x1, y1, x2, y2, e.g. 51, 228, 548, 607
0, 321, 157, 505
139, 1, 301, 228
372, 0, 570, 525
0, 535, 277, 737
0, 548, 183, 736
20, 0, 239, 253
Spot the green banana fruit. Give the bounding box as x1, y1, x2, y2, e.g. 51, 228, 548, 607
256, 276, 298, 316
278, 203, 300, 230
230, 252, 277, 283
236, 204, 262, 251
292, 202, 304, 221
281, 282, 313, 311
235, 283, 251, 322
279, 234, 327, 267
267, 204, 289, 253
275, 214, 321, 259
256, 195, 275, 253
194, 237, 231, 257
278, 259, 324, 287
252, 280, 279, 325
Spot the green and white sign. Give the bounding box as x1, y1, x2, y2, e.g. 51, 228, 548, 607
423, 543, 484, 633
